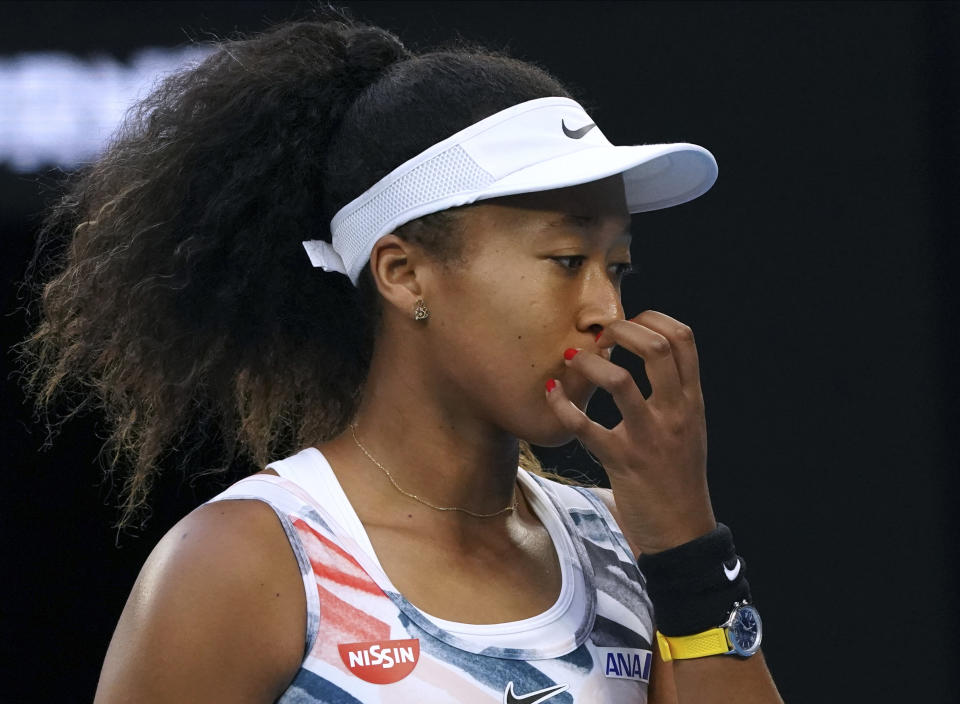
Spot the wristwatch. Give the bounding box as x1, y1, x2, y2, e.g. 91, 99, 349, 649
655, 601, 762, 662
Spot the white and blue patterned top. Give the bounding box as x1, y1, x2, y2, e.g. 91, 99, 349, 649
206, 447, 654, 703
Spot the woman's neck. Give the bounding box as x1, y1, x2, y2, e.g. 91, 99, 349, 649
320, 334, 524, 534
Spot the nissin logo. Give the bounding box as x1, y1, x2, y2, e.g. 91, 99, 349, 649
337, 639, 420, 684
597, 647, 652, 682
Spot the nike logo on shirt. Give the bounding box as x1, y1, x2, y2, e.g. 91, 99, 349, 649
561, 119, 596, 139
503, 681, 569, 704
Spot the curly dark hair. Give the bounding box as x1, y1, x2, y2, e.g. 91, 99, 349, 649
19, 11, 579, 530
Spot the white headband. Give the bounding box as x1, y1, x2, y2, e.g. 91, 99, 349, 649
303, 97, 718, 285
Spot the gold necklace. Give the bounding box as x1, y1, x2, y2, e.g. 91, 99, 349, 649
349, 424, 519, 518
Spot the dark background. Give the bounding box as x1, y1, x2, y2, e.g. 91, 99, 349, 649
2, 1, 957, 701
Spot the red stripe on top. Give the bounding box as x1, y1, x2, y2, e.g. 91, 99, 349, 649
292, 518, 395, 669
312, 583, 392, 669
293, 518, 386, 596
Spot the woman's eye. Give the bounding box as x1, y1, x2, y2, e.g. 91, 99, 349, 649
612, 263, 635, 281
551, 257, 634, 282
552, 255, 586, 270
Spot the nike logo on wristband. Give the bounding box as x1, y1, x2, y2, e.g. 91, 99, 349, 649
723, 558, 741, 581
561, 119, 596, 139
503, 681, 569, 704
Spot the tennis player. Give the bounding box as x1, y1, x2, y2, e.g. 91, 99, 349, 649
25, 14, 783, 704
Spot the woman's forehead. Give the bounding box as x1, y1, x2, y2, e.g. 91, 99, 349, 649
462, 179, 632, 245
491, 175, 629, 215
452, 215, 631, 264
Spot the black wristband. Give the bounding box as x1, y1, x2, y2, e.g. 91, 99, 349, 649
637, 523, 751, 637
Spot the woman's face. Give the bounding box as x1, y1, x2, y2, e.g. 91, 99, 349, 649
424, 175, 632, 447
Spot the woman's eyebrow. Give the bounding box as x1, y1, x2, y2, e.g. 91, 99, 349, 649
561, 213, 594, 227
551, 213, 597, 228
545, 213, 632, 240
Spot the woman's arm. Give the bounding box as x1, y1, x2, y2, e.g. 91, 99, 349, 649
547, 309, 783, 704
94, 500, 306, 704
590, 487, 782, 704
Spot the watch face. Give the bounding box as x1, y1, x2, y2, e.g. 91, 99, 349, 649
729, 605, 763, 656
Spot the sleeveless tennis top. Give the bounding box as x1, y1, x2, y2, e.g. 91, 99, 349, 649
205, 448, 654, 703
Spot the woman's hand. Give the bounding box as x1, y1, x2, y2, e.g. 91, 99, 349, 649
546, 310, 716, 555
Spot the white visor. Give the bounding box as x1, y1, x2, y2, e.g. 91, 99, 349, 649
303, 97, 718, 285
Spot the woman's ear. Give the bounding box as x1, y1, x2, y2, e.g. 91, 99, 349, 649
369, 234, 427, 314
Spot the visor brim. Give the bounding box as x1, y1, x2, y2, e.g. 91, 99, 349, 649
472, 142, 718, 213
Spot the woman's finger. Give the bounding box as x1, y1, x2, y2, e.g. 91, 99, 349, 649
598, 319, 685, 405
544, 378, 615, 462
562, 347, 652, 422
628, 310, 701, 390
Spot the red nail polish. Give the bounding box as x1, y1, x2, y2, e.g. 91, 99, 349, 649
595, 330, 603, 342
564, 348, 579, 360
545, 379, 557, 393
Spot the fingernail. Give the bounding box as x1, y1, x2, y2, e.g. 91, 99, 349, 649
563, 348, 579, 360
545, 379, 557, 393
595, 330, 603, 342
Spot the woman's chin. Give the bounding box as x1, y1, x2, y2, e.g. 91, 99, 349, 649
569, 383, 597, 412
526, 430, 578, 448
503, 378, 596, 447
521, 414, 581, 448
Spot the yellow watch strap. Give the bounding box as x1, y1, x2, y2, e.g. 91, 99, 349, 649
656, 628, 731, 662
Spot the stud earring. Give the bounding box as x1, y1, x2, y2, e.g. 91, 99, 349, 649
413, 298, 430, 322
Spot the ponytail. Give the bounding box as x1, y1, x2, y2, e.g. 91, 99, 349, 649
21, 13, 574, 530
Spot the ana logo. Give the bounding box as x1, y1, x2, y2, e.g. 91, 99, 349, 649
597, 647, 652, 683
338, 638, 420, 684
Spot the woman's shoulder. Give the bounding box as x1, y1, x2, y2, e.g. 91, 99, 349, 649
526, 473, 641, 558
584, 485, 616, 514
94, 498, 305, 703
523, 470, 616, 515
149, 497, 303, 603
583, 486, 642, 557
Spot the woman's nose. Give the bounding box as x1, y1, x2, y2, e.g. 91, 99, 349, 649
578, 267, 624, 328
